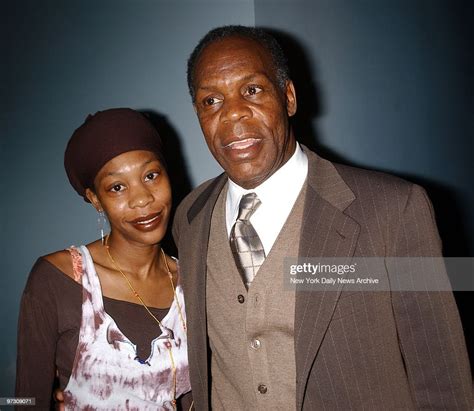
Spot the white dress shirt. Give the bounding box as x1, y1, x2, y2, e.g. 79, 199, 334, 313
226, 143, 308, 255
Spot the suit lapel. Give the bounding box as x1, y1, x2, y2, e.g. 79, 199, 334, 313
181, 174, 227, 408
295, 148, 360, 409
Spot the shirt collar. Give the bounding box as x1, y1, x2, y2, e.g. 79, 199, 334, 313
227, 142, 306, 214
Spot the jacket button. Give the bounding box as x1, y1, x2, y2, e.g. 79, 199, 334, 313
237, 294, 245, 303
257, 384, 267, 394
251, 338, 261, 349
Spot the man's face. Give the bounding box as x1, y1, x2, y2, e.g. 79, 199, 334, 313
193, 36, 297, 189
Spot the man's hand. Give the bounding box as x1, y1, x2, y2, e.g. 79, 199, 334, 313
53, 388, 64, 411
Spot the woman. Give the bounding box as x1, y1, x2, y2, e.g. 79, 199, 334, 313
15, 108, 192, 410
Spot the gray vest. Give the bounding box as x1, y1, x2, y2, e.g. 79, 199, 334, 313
206, 183, 307, 410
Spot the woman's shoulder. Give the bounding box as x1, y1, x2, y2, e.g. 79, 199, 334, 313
43, 249, 76, 280
42, 240, 101, 281
24, 250, 81, 299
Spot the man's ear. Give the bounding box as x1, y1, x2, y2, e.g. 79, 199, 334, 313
85, 188, 102, 212
285, 80, 297, 117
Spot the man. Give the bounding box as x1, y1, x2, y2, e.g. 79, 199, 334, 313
173, 26, 472, 410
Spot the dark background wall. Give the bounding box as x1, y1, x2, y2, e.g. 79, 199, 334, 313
2, 0, 472, 396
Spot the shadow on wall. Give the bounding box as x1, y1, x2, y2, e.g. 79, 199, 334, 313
140, 110, 193, 257
267, 28, 354, 166
268, 28, 473, 375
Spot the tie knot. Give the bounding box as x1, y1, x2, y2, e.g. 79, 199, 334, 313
237, 193, 261, 222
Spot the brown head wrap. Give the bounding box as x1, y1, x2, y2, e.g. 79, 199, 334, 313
64, 108, 165, 202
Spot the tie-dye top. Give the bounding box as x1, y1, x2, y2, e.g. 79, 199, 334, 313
63, 245, 191, 410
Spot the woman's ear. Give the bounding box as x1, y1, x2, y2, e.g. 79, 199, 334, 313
85, 188, 102, 212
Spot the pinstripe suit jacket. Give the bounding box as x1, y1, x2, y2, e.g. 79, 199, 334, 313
172, 145, 472, 410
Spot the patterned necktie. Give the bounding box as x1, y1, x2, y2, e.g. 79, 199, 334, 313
230, 193, 266, 289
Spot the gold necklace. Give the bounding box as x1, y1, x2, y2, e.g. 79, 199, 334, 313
104, 234, 186, 408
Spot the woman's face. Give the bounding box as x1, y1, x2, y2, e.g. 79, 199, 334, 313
86, 150, 171, 247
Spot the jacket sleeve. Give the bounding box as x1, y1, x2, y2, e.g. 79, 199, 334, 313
389, 184, 473, 409
172, 202, 184, 253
